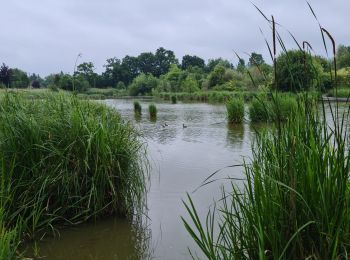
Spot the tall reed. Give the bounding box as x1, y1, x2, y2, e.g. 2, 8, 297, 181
148, 103, 157, 119
0, 92, 148, 241
226, 98, 244, 123
134, 100, 142, 114
184, 97, 350, 259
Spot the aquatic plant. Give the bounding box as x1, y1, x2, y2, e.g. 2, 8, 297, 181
0, 92, 148, 240
183, 3, 349, 259
248, 96, 271, 122
134, 100, 142, 114
226, 98, 244, 123
148, 103, 157, 119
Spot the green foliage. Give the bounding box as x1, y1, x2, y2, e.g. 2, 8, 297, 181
208, 65, 226, 88
134, 100, 142, 114
183, 97, 350, 259
275, 50, 322, 91
181, 55, 205, 70
181, 75, 200, 93
9, 68, 29, 88
0, 208, 19, 260
337, 67, 350, 86
327, 87, 350, 98
0, 92, 147, 239
248, 52, 265, 67
148, 103, 157, 118
336, 45, 350, 69
128, 73, 158, 96
226, 98, 244, 123
249, 96, 271, 122
171, 95, 177, 104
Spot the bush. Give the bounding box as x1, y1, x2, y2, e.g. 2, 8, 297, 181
226, 98, 244, 123
0, 92, 147, 239
128, 73, 158, 96
270, 94, 298, 121
275, 50, 322, 91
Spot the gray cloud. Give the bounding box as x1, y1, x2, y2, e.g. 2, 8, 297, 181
0, 0, 348, 76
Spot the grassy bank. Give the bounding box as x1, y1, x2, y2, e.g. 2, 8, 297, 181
327, 87, 350, 98
0, 92, 148, 258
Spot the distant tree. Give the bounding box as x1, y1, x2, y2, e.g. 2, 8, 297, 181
154, 47, 178, 77
128, 73, 159, 96
275, 50, 322, 91
0, 63, 12, 87
181, 55, 205, 70
10, 68, 29, 88
208, 65, 226, 88
137, 52, 157, 75
181, 75, 200, 93
29, 73, 44, 88
76, 62, 96, 88
121, 55, 139, 84
248, 52, 265, 67
236, 58, 246, 73
207, 58, 232, 72
314, 55, 331, 72
336, 45, 350, 69
164, 64, 183, 92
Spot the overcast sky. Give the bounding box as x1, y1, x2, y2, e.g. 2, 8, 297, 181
0, 0, 348, 76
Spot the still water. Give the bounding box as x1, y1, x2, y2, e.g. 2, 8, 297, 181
33, 100, 257, 259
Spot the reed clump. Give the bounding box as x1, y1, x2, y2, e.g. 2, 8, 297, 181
171, 95, 177, 104
0, 92, 148, 243
134, 100, 142, 114
148, 103, 157, 119
226, 98, 244, 123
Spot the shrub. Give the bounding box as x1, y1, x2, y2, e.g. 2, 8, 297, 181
275, 50, 322, 91
226, 98, 244, 123
128, 73, 158, 96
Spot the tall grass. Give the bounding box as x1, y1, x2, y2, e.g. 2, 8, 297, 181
183, 98, 350, 258
226, 98, 244, 124
148, 103, 157, 119
134, 100, 142, 115
0, 92, 148, 243
183, 3, 349, 259
171, 95, 177, 104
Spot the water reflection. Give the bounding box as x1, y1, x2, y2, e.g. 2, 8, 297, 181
226, 123, 245, 149
26, 217, 152, 260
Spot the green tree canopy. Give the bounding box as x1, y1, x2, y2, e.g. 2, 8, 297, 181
275, 50, 322, 91
248, 52, 265, 67
181, 55, 205, 70
336, 45, 350, 69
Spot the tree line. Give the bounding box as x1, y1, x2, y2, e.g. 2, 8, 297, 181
1, 45, 350, 94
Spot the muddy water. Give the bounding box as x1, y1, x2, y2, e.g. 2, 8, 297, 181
31, 100, 256, 260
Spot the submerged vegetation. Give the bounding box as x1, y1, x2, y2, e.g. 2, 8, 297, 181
0, 92, 148, 258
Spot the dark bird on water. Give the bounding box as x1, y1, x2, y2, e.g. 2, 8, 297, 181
183, 123, 187, 128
